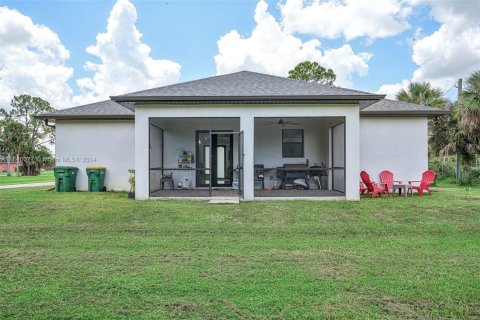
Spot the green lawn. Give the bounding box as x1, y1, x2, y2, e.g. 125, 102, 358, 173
0, 170, 54, 185
0, 186, 479, 319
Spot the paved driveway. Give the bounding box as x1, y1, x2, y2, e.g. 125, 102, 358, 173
0, 182, 55, 189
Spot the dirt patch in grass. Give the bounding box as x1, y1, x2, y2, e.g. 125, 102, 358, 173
291, 248, 361, 279
165, 300, 200, 316
222, 300, 251, 319
368, 296, 427, 319
0, 250, 45, 272
462, 302, 480, 318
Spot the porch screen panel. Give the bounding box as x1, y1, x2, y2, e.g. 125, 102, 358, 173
149, 124, 163, 193
239, 131, 244, 197
332, 122, 345, 192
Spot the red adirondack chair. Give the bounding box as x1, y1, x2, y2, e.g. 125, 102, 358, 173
360, 171, 390, 198
360, 181, 368, 195
408, 170, 437, 196
379, 170, 402, 195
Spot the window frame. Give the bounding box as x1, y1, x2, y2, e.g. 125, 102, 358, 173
282, 129, 304, 158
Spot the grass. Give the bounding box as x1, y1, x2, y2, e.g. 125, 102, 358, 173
0, 185, 479, 319
0, 170, 54, 185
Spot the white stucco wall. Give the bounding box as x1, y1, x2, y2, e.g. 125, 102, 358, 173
55, 120, 135, 191
135, 104, 360, 200
360, 117, 428, 184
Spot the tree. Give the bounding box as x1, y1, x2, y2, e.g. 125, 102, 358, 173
288, 61, 336, 85
439, 107, 479, 186
422, 72, 480, 186
0, 118, 29, 176
396, 82, 448, 109
456, 70, 480, 138
0, 95, 55, 175
396, 82, 450, 158
447, 71, 480, 185
429, 112, 455, 157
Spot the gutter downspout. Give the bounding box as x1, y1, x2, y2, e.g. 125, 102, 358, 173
44, 119, 55, 128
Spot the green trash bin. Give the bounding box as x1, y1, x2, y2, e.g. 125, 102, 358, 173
53, 166, 78, 192
86, 166, 106, 192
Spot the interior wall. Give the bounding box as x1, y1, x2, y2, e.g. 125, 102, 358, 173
254, 117, 341, 189
149, 118, 240, 190
254, 118, 331, 167
332, 122, 345, 192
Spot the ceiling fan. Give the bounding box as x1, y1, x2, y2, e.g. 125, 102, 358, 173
264, 118, 301, 126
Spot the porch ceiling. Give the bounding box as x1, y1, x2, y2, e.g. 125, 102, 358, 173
254, 117, 344, 127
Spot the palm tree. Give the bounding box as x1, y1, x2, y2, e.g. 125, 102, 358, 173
430, 72, 480, 186
440, 112, 479, 186
456, 70, 480, 137
396, 82, 450, 160
451, 71, 480, 185
396, 82, 448, 109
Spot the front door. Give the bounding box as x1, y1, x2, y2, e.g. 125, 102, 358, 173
196, 131, 233, 187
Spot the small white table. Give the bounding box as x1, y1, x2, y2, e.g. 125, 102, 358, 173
393, 183, 412, 197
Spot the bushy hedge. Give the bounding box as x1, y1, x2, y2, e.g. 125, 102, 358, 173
429, 156, 480, 185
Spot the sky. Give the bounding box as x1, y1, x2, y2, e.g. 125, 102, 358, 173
1, 0, 480, 110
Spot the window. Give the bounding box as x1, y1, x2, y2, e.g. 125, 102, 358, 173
282, 129, 304, 158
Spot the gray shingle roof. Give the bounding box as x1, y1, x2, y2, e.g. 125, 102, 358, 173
361, 99, 449, 116
112, 71, 383, 101
36, 100, 134, 119
37, 72, 449, 120
36, 97, 448, 120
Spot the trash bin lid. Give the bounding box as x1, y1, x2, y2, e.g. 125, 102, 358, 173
86, 166, 106, 170
54, 166, 79, 171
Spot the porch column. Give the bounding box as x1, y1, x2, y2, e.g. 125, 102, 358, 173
135, 112, 149, 199
240, 115, 254, 200
345, 111, 360, 200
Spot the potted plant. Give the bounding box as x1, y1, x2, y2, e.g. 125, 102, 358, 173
128, 169, 135, 199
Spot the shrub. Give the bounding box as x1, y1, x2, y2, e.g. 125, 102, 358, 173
430, 156, 480, 185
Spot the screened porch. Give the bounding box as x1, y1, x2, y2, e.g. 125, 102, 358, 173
253, 117, 345, 198
148, 117, 243, 198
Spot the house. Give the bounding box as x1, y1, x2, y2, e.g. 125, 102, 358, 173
0, 155, 17, 173
37, 71, 447, 200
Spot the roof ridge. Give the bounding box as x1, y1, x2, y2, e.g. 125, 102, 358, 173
361, 98, 449, 116
113, 70, 377, 99
36, 99, 134, 120
238, 70, 374, 95
114, 71, 249, 97
376, 98, 444, 110
116, 101, 135, 112
48, 99, 113, 113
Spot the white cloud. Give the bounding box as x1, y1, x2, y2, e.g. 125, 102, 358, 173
0, 6, 74, 110
376, 79, 410, 99
74, 0, 181, 104
377, 0, 480, 96
280, 0, 411, 41
214, 0, 372, 87
320, 46, 372, 86
410, 0, 480, 89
